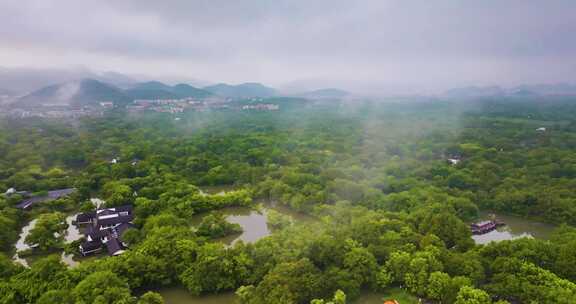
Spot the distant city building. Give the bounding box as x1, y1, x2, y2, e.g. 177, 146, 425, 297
99, 101, 114, 108
447, 158, 461, 165
241, 104, 279, 111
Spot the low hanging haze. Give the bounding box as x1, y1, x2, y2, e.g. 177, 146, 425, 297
1, 0, 575, 95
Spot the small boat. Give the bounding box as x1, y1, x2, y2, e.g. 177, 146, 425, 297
470, 220, 505, 235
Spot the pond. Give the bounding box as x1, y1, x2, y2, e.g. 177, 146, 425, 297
200, 185, 237, 195
194, 203, 316, 245
157, 288, 236, 304
155, 288, 416, 304
13, 219, 37, 267
13, 213, 83, 267
352, 288, 418, 304
472, 211, 557, 245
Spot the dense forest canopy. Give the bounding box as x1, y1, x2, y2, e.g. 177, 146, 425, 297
1, 97, 576, 303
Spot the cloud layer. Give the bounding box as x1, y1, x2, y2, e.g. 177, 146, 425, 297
1, 0, 575, 94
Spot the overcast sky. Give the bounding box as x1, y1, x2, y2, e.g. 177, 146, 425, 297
1, 0, 575, 94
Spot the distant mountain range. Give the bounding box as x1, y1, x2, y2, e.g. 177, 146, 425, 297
10, 79, 283, 108
0, 66, 142, 94
17, 79, 131, 107
298, 88, 351, 99
203, 83, 276, 98
125, 81, 212, 100
14, 79, 215, 108
444, 84, 576, 98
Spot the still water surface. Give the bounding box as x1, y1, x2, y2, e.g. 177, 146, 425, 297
472, 212, 556, 244
13, 213, 82, 267
157, 289, 395, 304
194, 203, 316, 245
157, 289, 236, 304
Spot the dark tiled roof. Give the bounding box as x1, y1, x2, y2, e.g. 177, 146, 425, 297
81, 240, 103, 251
115, 223, 135, 242
87, 226, 111, 240
106, 238, 123, 255
98, 214, 134, 226
95, 205, 133, 216
15, 196, 44, 209
114, 205, 133, 212
15, 188, 76, 209
76, 212, 96, 223
116, 222, 134, 235
96, 209, 117, 216
77, 204, 134, 256
47, 188, 75, 198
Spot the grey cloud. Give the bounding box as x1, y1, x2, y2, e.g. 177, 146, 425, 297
0, 0, 575, 94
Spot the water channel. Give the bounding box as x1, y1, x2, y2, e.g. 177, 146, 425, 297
158, 210, 558, 303
192, 202, 316, 245
14, 191, 557, 302
155, 289, 407, 304
471, 211, 556, 245
13, 213, 83, 267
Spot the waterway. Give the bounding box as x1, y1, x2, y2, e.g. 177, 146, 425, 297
12, 219, 37, 267
193, 202, 315, 245
200, 185, 237, 195
156, 289, 412, 304
157, 289, 236, 304
472, 211, 556, 245
13, 213, 83, 267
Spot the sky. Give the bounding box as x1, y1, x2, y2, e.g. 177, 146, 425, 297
1, 0, 575, 94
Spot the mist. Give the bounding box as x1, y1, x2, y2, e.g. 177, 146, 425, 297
1, 1, 576, 95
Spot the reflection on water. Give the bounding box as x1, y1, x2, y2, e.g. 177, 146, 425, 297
13, 213, 83, 267
222, 208, 269, 245
200, 185, 237, 195
14, 219, 37, 252
157, 289, 397, 304
352, 292, 385, 304
472, 212, 556, 245
64, 213, 83, 243
13, 219, 37, 267
157, 288, 236, 304
194, 203, 316, 245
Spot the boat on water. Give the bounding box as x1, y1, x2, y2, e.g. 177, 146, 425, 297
470, 220, 505, 235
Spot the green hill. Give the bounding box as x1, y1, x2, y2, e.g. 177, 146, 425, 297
125, 82, 212, 99
16, 78, 131, 107
204, 82, 276, 98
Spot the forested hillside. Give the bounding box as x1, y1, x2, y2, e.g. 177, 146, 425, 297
1, 97, 576, 303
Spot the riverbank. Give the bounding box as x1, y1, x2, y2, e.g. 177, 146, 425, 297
472, 211, 557, 245
153, 287, 418, 304
191, 201, 317, 246
12, 212, 85, 267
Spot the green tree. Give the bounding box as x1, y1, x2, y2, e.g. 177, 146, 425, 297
266, 209, 292, 229
138, 291, 164, 304
196, 213, 242, 238
310, 289, 346, 304
25, 212, 68, 251
427, 271, 451, 301
37, 290, 74, 304
102, 181, 134, 207
180, 243, 250, 295
0, 215, 18, 251
73, 271, 132, 304
249, 259, 323, 304
454, 286, 491, 304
